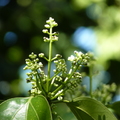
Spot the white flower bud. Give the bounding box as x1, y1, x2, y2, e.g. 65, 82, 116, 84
39, 53, 44, 58
57, 96, 63, 101
49, 17, 54, 21
53, 21, 58, 26
44, 24, 50, 28
68, 55, 75, 61
42, 29, 48, 33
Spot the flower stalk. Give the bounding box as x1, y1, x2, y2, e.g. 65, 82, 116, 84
24, 17, 96, 102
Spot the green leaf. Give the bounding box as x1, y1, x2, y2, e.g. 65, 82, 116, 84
107, 101, 120, 116
0, 95, 52, 120
69, 106, 94, 120
66, 97, 117, 120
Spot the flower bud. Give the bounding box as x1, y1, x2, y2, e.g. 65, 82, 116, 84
44, 24, 50, 28
46, 17, 54, 24
43, 37, 50, 42
52, 21, 58, 27
52, 36, 58, 41
110, 83, 117, 92
42, 29, 48, 33
54, 83, 58, 87
56, 54, 62, 59
57, 96, 63, 101
29, 52, 37, 59
39, 53, 44, 58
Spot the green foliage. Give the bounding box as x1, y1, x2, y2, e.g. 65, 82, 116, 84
67, 97, 117, 120
0, 17, 119, 120
107, 101, 120, 116
92, 83, 117, 105
0, 95, 52, 120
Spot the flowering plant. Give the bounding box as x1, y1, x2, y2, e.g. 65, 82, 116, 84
0, 17, 119, 120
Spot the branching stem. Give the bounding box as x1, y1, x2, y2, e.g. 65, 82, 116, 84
50, 64, 80, 100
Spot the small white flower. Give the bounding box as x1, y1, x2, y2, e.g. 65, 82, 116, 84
52, 36, 58, 41
46, 17, 54, 23
52, 21, 58, 26
74, 51, 83, 57
49, 17, 54, 21
38, 62, 43, 67
42, 29, 48, 33
68, 55, 75, 61
39, 53, 44, 57
44, 24, 50, 28
57, 96, 63, 101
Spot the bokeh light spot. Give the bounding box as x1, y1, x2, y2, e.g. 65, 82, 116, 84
19, 65, 32, 95
17, 0, 32, 7
72, 0, 91, 10
113, 95, 120, 102
4, 31, 17, 46
72, 27, 97, 52
7, 46, 23, 62
82, 70, 110, 91
0, 81, 10, 95
0, 0, 10, 7
86, 3, 102, 20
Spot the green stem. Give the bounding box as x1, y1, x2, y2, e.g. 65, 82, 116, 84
51, 85, 63, 100
49, 71, 61, 91
51, 64, 80, 100
36, 71, 46, 96
89, 65, 93, 98
47, 26, 53, 92
51, 87, 69, 100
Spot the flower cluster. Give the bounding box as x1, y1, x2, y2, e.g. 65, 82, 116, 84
23, 17, 96, 102
68, 51, 91, 67
64, 85, 86, 102
24, 52, 43, 71
42, 17, 58, 42
54, 59, 67, 74
23, 52, 47, 96
92, 83, 117, 104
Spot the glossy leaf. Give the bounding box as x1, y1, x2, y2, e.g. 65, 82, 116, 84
66, 97, 117, 120
0, 95, 52, 120
107, 101, 120, 116
69, 105, 94, 120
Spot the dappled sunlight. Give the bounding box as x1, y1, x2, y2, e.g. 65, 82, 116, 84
96, 28, 120, 65
72, 27, 97, 52
17, 0, 32, 7
0, 81, 10, 95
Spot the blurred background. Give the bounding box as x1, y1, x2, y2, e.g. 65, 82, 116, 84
0, 0, 120, 119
